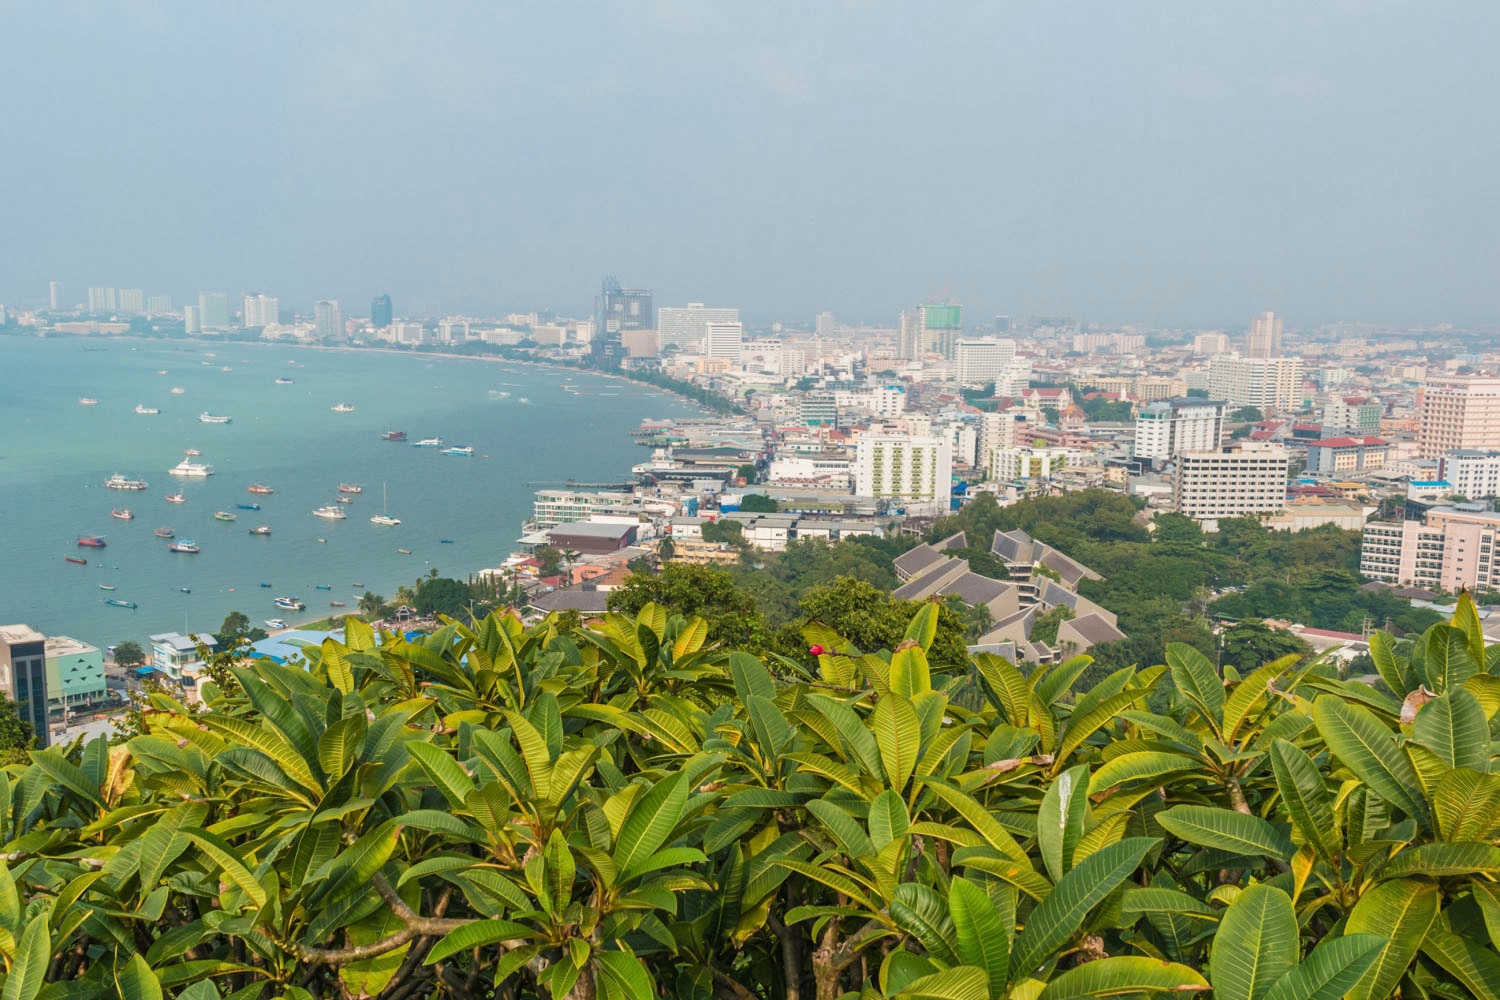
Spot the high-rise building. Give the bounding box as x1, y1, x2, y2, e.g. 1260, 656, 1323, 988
920, 303, 962, 361
48, 280, 64, 311
1361, 506, 1500, 592
592, 276, 652, 368
1173, 443, 1290, 522
703, 321, 743, 361
979, 411, 1040, 476
954, 338, 1018, 388
1133, 398, 1227, 466
146, 294, 172, 315
198, 292, 231, 331
658, 303, 737, 348
183, 305, 200, 334
1207, 355, 1304, 412
898, 309, 924, 360
242, 293, 278, 328
1440, 450, 1500, 500
1418, 376, 1500, 458
1246, 311, 1283, 358
87, 287, 117, 313
117, 289, 144, 313
313, 300, 345, 341
0, 624, 50, 749
1193, 331, 1231, 355
1323, 396, 1383, 435
854, 433, 954, 515
815, 311, 836, 337
371, 294, 393, 329
991, 445, 1073, 481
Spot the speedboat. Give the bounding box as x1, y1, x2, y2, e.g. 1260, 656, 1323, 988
198, 412, 232, 424
313, 505, 347, 519
273, 596, 305, 611
335, 496, 353, 504
179, 587, 190, 594
337, 484, 363, 494
105, 474, 148, 490
76, 536, 107, 548
134, 404, 159, 415
104, 598, 138, 609
213, 511, 237, 521
274, 377, 294, 384
265, 618, 288, 629
259, 582, 272, 588
99, 584, 116, 591
331, 403, 356, 413
168, 540, 200, 553
315, 584, 331, 590
164, 492, 186, 504
370, 514, 401, 526
439, 538, 454, 544
443, 445, 474, 457
170, 460, 214, 477
111, 508, 134, 520
396, 548, 412, 555
154, 527, 174, 539
65, 555, 87, 565
329, 601, 347, 608
247, 483, 274, 494
184, 448, 201, 456
412, 437, 444, 448
249, 525, 271, 536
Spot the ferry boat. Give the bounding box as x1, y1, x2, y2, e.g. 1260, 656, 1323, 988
198, 412, 232, 424
213, 511, 237, 522
370, 514, 402, 526
273, 596, 305, 611
249, 525, 271, 536
65, 555, 87, 565
110, 508, 134, 520
274, 377, 294, 385
168, 540, 200, 553
164, 492, 186, 504
170, 387, 186, 394
79, 397, 100, 406
76, 536, 107, 548
104, 598, 138, 610
169, 460, 214, 477
133, 404, 159, 415
335, 496, 353, 504
265, 618, 289, 630
331, 402, 356, 413
313, 505, 347, 519
236, 502, 260, 511
381, 430, 407, 441
105, 474, 149, 491
443, 445, 474, 457
154, 527, 174, 539
412, 437, 444, 448
337, 484, 363, 494
247, 483, 274, 494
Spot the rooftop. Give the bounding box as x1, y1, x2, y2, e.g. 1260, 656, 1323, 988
0, 624, 45, 645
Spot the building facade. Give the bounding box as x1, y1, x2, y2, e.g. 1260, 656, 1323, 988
1245, 311, 1283, 358
1305, 436, 1389, 474
703, 320, 743, 360
954, 338, 1018, 388
991, 445, 1071, 481
371, 294, 393, 329
44, 635, 106, 716
1173, 443, 1290, 521
1322, 396, 1382, 435
117, 288, 144, 313
313, 300, 344, 340
658, 303, 737, 348
920, 303, 962, 360
1418, 376, 1500, 458
1441, 450, 1500, 501
1133, 398, 1226, 465
854, 434, 953, 514
0, 624, 49, 748
198, 291, 231, 331
1361, 506, 1500, 592
1207, 355, 1304, 412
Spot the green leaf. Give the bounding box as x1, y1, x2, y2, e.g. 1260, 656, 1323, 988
1167, 642, 1224, 737
2, 918, 49, 1000
1037, 765, 1090, 883
595, 947, 656, 1000
890, 883, 959, 967
873, 694, 920, 792
1038, 956, 1209, 1000
1156, 805, 1294, 862
1311, 697, 1430, 829
182, 830, 268, 908
405, 741, 475, 810
1269, 740, 1339, 866
1369, 630, 1416, 697
893, 966, 989, 1000
1261, 934, 1383, 1000
904, 603, 940, 653
544, 829, 574, 916
727, 651, 776, 704
1091, 751, 1201, 792
1223, 658, 1295, 746
805, 800, 874, 858
1411, 688, 1490, 772
1432, 768, 1500, 842
867, 789, 910, 852
1344, 878, 1439, 1000
1054, 691, 1145, 768
1373, 841, 1500, 879
1424, 623, 1480, 693
1209, 884, 1298, 1000
891, 641, 933, 699
950, 876, 1010, 991
806, 693, 884, 778
1420, 914, 1500, 1000
423, 920, 534, 964
115, 954, 163, 1000
1010, 837, 1157, 979
26, 750, 105, 810
614, 774, 688, 881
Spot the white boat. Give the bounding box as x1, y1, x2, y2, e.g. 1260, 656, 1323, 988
133, 404, 159, 415
105, 474, 149, 490
170, 387, 186, 394
273, 596, 305, 611
313, 505, 347, 519
264, 618, 289, 629
444, 445, 474, 457
331, 402, 356, 413
79, 397, 99, 406
370, 514, 402, 526
412, 437, 444, 448
169, 460, 214, 477
274, 377, 294, 384
198, 412, 232, 424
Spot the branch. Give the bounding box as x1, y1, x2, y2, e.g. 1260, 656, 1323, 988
712, 968, 761, 1000
291, 874, 475, 966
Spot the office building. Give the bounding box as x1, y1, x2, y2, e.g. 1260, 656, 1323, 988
1418, 376, 1500, 458
854, 433, 953, 514
242, 293, 278, 328
702, 320, 744, 361
1361, 506, 1500, 592
48, 280, 64, 310
1207, 355, 1304, 412
1323, 396, 1382, 435
313, 300, 345, 340
1305, 436, 1389, 474
657, 303, 737, 348
118, 288, 144, 313
1173, 443, 1290, 522
1440, 451, 1500, 501
1133, 398, 1227, 466
530, 489, 640, 530
954, 338, 1018, 388
920, 303, 962, 361
183, 305, 200, 334
44, 636, 106, 716
593, 276, 652, 368
1246, 311, 1283, 358
898, 309, 924, 360
0, 624, 49, 748
146, 294, 172, 315
371, 294, 393, 329
198, 292, 231, 331
87, 287, 117, 313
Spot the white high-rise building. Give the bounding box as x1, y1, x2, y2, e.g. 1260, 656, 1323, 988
87, 287, 117, 313
117, 289, 144, 313
1173, 443, 1290, 522
183, 305, 200, 334
815, 311, 836, 337
1133, 398, 1227, 466
1246, 312, 1283, 358
1193, 332, 1231, 355
146, 294, 172, 315
1418, 376, 1500, 458
1440, 450, 1500, 500
991, 445, 1073, 481
898, 309, 923, 360
657, 304, 738, 348
703, 321, 743, 361
313, 300, 344, 340
854, 433, 953, 515
978, 411, 1040, 477
48, 281, 64, 311
198, 292, 231, 331
1207, 355, 1304, 413
242, 293, 278, 328
954, 338, 1018, 388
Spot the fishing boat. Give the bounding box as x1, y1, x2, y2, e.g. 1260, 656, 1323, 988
105, 474, 148, 490
273, 596, 305, 611
133, 404, 159, 415
274, 377, 294, 384
331, 403, 356, 413
335, 496, 353, 505
337, 483, 363, 494
315, 584, 331, 591
443, 445, 474, 457
313, 505, 347, 519
247, 483, 274, 494
381, 430, 407, 441
265, 618, 288, 630
396, 548, 413, 555
110, 508, 134, 520
170, 459, 214, 477
237, 502, 260, 511
170, 387, 186, 394
412, 437, 444, 448
198, 412, 232, 424
104, 598, 138, 609
76, 536, 107, 548
329, 601, 347, 608
168, 540, 199, 553
164, 492, 186, 504
153, 527, 174, 539
99, 584, 116, 591
214, 511, 237, 521
65, 556, 87, 565
249, 525, 271, 536
79, 397, 100, 406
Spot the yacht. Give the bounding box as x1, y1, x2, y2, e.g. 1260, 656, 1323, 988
184, 448, 201, 456
198, 412, 232, 424
105, 474, 149, 491
273, 596, 305, 611
168, 540, 199, 553
412, 437, 444, 448
331, 402, 356, 413
335, 496, 353, 504
274, 377, 294, 385
370, 514, 401, 527
265, 618, 289, 629
169, 459, 214, 477
164, 492, 186, 504
249, 525, 271, 536
444, 445, 474, 457
133, 404, 159, 415
313, 505, 347, 519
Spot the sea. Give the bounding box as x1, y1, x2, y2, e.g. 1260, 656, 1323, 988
0, 336, 698, 651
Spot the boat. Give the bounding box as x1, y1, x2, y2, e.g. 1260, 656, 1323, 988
110, 508, 134, 520
331, 403, 356, 413
329, 601, 347, 608
99, 584, 115, 591
169, 460, 214, 477
439, 538, 454, 544
370, 483, 400, 526
214, 511, 237, 521
77, 536, 107, 548
381, 430, 408, 441
265, 618, 289, 629
518, 397, 529, 404
313, 505, 347, 519
236, 502, 260, 511
105, 474, 149, 490
170, 387, 186, 395
79, 397, 100, 406
315, 584, 331, 591
198, 412, 232, 424
154, 527, 174, 539
164, 492, 185, 504
335, 496, 353, 505
168, 540, 199, 553
247, 483, 274, 494
259, 582, 272, 588
396, 548, 413, 555
133, 404, 159, 415
104, 598, 138, 609
156, 370, 168, 375
412, 437, 444, 448
249, 525, 271, 536
220, 366, 232, 372
65, 556, 87, 565
273, 596, 305, 611
274, 377, 294, 384
337, 484, 363, 494
444, 445, 474, 457
352, 582, 364, 588
184, 448, 201, 456
179, 587, 190, 594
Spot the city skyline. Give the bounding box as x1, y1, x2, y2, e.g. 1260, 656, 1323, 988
4, 3, 1500, 326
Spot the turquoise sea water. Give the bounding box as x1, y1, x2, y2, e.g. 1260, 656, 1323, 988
0, 337, 695, 650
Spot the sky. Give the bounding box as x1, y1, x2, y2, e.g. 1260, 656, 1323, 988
3, 1, 1498, 328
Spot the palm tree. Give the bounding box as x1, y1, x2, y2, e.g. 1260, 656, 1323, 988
657, 535, 676, 563
358, 591, 386, 618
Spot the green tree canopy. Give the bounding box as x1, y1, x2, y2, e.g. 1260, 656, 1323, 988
111, 640, 145, 669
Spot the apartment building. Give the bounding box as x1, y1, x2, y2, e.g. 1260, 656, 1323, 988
1173, 442, 1290, 522
529, 489, 640, 530
1323, 396, 1382, 435
954, 338, 1017, 387
1133, 398, 1226, 466
990, 445, 1072, 482
1418, 376, 1500, 458
1440, 450, 1500, 500
1207, 355, 1304, 413
1361, 506, 1500, 592
853, 433, 953, 515
1305, 436, 1389, 474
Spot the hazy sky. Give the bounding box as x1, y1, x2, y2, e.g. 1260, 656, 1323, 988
4, 1, 1498, 327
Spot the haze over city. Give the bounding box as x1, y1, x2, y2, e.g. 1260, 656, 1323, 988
6, 1, 1500, 327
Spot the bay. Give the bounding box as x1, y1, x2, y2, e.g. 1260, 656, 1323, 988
0, 336, 694, 650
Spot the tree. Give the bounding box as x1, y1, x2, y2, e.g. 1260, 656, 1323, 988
0, 691, 34, 765
357, 591, 387, 618
735, 493, 779, 513
1218, 618, 1311, 673
215, 610, 252, 647
413, 576, 471, 618
736, 462, 758, 484
112, 640, 145, 670
1030, 604, 1074, 645
700, 519, 743, 545
534, 544, 563, 577
608, 563, 768, 649
1230, 405, 1264, 422
1153, 511, 1205, 547
656, 535, 676, 562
